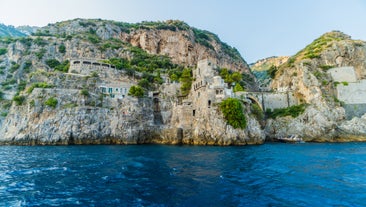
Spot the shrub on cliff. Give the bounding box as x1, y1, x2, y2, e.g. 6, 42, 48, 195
266, 104, 306, 119
233, 83, 244, 92
0, 48, 7, 55
27, 82, 54, 94
13, 95, 25, 106
180, 68, 192, 96
220, 98, 247, 129
128, 85, 144, 97
58, 44, 66, 53
45, 97, 58, 108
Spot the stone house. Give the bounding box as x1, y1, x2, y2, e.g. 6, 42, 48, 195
99, 83, 132, 99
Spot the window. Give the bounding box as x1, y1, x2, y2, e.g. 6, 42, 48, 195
108, 88, 113, 93
208, 100, 211, 108
116, 88, 118, 92
193, 110, 196, 116
101, 87, 106, 93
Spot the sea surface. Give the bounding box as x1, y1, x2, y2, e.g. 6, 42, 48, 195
0, 143, 366, 207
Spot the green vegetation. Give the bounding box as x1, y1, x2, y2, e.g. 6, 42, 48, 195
90, 71, 99, 77
0, 48, 7, 55
35, 48, 46, 60
268, 65, 278, 79
251, 103, 264, 121
79, 21, 97, 27
192, 28, 214, 50
17, 81, 27, 93
233, 83, 244, 92
180, 68, 192, 96
58, 44, 66, 53
220, 98, 247, 129
33, 37, 47, 46
80, 89, 89, 96
45, 59, 61, 68
342, 81, 349, 86
27, 82, 54, 94
45, 59, 70, 72
23, 60, 32, 73
44, 97, 58, 108
1, 78, 16, 87
104, 47, 176, 73
33, 30, 52, 37
13, 95, 25, 105
319, 65, 334, 71
9, 63, 20, 73
266, 104, 306, 119
128, 85, 144, 97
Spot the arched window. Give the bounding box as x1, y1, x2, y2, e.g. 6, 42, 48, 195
208, 100, 211, 108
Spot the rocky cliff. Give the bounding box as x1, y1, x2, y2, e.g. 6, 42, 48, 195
266, 31, 366, 141
0, 19, 261, 145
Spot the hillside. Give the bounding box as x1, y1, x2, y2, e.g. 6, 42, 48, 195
0, 19, 263, 145
250, 56, 289, 71
0, 23, 26, 37
266, 30, 366, 141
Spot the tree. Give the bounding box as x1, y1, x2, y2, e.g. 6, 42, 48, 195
180, 68, 192, 96
268, 65, 278, 79
220, 98, 247, 129
233, 83, 244, 92
231, 72, 242, 82
128, 85, 144, 97
58, 44, 66, 53
138, 78, 150, 89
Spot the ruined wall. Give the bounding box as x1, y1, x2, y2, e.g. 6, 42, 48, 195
262, 93, 298, 110
327, 66, 357, 82
337, 80, 366, 104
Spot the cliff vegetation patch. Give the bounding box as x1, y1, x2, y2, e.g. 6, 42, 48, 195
265, 104, 306, 119
220, 98, 247, 129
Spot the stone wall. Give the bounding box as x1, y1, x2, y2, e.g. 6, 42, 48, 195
337, 80, 366, 104
235, 91, 298, 111
327, 66, 357, 82
68, 59, 119, 78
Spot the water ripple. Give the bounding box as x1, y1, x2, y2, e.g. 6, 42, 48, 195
0, 143, 366, 206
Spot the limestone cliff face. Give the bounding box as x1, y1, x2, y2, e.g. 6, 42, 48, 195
41, 19, 251, 74
250, 56, 290, 71
119, 29, 251, 74
267, 31, 366, 141
0, 19, 260, 145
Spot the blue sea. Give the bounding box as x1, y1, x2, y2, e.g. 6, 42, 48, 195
0, 143, 366, 207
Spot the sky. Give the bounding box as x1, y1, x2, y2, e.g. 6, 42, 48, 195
1, 0, 366, 63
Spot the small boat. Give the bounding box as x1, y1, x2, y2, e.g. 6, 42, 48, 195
276, 135, 305, 143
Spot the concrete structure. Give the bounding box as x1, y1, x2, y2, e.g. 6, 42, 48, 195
328, 66, 366, 119
68, 59, 117, 77
67, 59, 136, 100
235, 91, 298, 111
327, 66, 357, 82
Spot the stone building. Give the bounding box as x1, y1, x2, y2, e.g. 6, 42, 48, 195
99, 82, 132, 99
68, 58, 136, 99
175, 59, 233, 128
